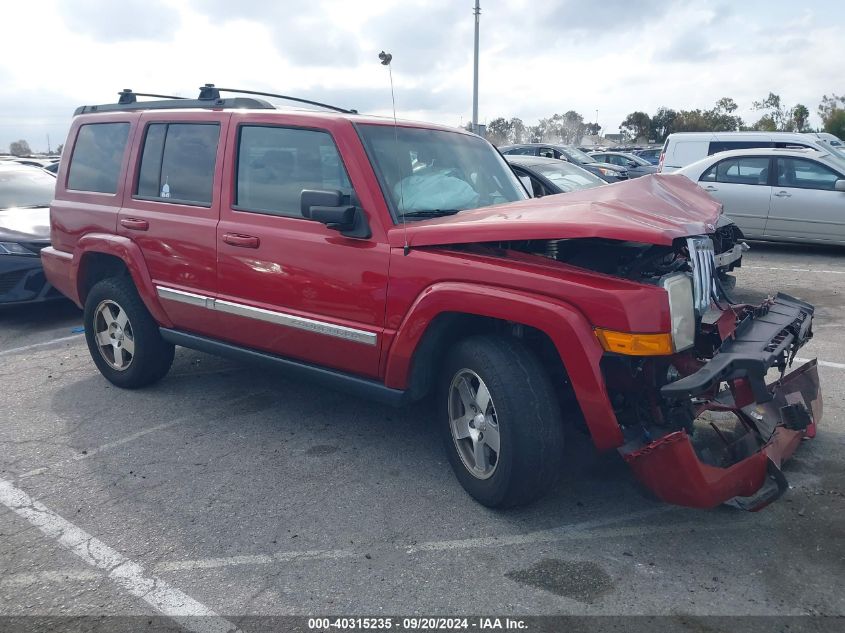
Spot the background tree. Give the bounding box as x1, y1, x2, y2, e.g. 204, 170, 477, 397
818, 94, 844, 123
583, 122, 602, 136
824, 109, 845, 139
649, 107, 677, 142
9, 140, 32, 156
507, 117, 526, 144
704, 97, 744, 131
752, 92, 790, 130
620, 111, 651, 141
56, 144, 64, 155
485, 117, 511, 146
791, 104, 810, 132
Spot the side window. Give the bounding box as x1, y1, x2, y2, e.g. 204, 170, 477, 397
777, 158, 841, 190
235, 125, 352, 218
67, 123, 130, 194
539, 147, 555, 158
504, 147, 534, 156
708, 141, 772, 155
701, 157, 769, 185
135, 123, 220, 206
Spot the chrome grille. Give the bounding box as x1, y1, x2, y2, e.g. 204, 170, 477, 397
686, 236, 718, 314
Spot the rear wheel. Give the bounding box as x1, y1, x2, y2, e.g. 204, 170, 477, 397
84, 277, 174, 388
439, 335, 564, 508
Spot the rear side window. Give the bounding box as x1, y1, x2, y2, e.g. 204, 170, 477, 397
235, 125, 352, 218
776, 158, 841, 190
135, 123, 220, 206
708, 141, 773, 155
701, 157, 770, 185
67, 123, 130, 194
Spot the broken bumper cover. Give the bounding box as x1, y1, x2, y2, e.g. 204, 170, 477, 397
620, 294, 821, 511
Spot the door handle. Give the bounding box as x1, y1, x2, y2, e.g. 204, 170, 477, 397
120, 218, 149, 231
703, 185, 718, 192
774, 191, 792, 198
223, 233, 260, 248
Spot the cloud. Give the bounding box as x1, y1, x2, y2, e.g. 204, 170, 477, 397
56, 0, 181, 42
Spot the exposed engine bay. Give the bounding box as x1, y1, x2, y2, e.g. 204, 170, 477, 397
460, 235, 819, 511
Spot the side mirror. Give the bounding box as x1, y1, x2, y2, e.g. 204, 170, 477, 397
300, 189, 371, 238
835, 179, 845, 192
627, 160, 638, 168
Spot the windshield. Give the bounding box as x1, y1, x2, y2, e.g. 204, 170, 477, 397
622, 153, 652, 166
0, 168, 55, 209
532, 162, 605, 192
357, 125, 528, 221
560, 146, 596, 164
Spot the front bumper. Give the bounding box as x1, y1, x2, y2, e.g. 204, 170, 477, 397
0, 253, 61, 305
618, 294, 820, 511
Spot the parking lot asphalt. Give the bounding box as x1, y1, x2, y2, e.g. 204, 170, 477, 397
1, 241, 843, 627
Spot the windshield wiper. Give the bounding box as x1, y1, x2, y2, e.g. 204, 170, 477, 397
400, 209, 461, 218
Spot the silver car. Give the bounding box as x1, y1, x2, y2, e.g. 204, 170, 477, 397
676, 148, 845, 244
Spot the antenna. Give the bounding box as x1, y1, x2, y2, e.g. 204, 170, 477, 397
379, 51, 410, 256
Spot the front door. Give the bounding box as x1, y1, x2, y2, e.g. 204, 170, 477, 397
118, 112, 229, 337
765, 157, 845, 243
215, 117, 389, 378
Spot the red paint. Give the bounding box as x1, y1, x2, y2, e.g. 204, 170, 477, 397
389, 174, 721, 249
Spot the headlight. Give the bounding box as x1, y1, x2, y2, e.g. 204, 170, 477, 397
0, 242, 35, 256
662, 273, 695, 351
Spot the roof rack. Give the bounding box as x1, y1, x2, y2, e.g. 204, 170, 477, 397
201, 85, 357, 114
74, 84, 356, 116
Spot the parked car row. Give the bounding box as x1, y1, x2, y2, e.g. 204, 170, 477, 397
499, 143, 629, 181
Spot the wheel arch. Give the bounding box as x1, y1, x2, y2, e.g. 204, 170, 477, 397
73, 234, 173, 328
384, 282, 624, 451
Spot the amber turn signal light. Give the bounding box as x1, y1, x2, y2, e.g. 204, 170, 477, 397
594, 329, 675, 356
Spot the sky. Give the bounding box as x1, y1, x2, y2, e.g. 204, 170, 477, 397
1, 0, 843, 152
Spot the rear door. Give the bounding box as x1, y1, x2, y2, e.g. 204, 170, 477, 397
697, 156, 772, 237
119, 112, 228, 337
765, 157, 845, 243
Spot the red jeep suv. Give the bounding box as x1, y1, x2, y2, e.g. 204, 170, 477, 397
42, 86, 821, 510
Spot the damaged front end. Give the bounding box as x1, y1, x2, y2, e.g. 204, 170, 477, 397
601, 237, 820, 510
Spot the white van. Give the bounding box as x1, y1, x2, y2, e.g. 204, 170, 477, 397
658, 131, 845, 172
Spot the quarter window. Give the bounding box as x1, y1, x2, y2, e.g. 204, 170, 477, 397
235, 126, 352, 218
700, 157, 770, 185
135, 123, 220, 206
776, 158, 841, 190
67, 123, 130, 194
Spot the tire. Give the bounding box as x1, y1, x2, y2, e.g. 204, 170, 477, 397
439, 335, 564, 508
83, 276, 174, 388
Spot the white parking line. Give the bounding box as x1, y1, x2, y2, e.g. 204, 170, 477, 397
0, 477, 240, 633
0, 333, 83, 358
795, 357, 845, 370
744, 265, 845, 275
0, 569, 102, 587
8, 512, 748, 586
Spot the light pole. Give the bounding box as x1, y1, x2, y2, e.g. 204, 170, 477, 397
472, 0, 480, 134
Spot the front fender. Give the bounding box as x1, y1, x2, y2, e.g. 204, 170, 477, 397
74, 234, 173, 328
384, 282, 624, 451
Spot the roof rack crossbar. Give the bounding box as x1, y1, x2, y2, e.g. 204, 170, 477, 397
118, 89, 186, 104
207, 85, 357, 114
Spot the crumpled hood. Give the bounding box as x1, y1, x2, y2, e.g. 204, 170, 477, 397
388, 174, 721, 248
0, 206, 50, 242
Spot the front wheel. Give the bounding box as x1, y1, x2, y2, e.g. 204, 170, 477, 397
83, 277, 174, 388
439, 335, 564, 508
